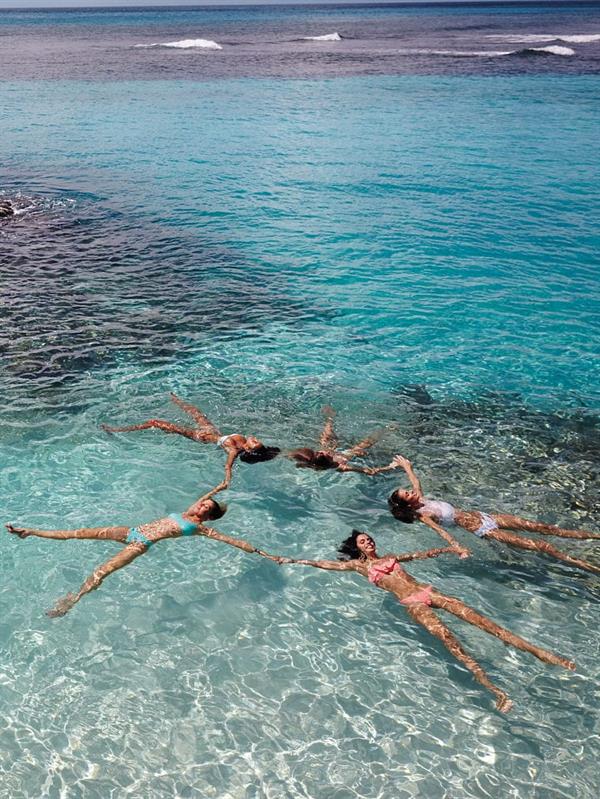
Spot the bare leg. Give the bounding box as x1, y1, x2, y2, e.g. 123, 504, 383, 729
101, 419, 201, 441
488, 528, 600, 575
431, 591, 575, 670
169, 392, 220, 435
493, 513, 600, 540
319, 406, 338, 451
47, 544, 146, 617
404, 603, 513, 712
344, 428, 387, 459
7, 523, 128, 542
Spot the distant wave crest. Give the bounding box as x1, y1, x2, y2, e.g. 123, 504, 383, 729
302, 32, 342, 42
486, 33, 600, 44
135, 38, 223, 50
397, 45, 575, 58
526, 45, 575, 56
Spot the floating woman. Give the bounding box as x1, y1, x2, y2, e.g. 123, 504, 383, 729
179, 525, 572, 712
387, 455, 600, 574
288, 405, 401, 475
280, 530, 574, 712
6, 485, 229, 617
102, 392, 280, 488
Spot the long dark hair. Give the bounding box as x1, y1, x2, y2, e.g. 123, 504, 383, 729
239, 445, 281, 464
207, 499, 227, 521
387, 490, 418, 523
337, 529, 366, 561
290, 447, 337, 470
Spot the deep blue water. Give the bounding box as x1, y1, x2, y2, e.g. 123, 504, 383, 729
1, 4, 600, 798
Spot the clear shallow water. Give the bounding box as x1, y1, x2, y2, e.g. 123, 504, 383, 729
2, 5, 600, 799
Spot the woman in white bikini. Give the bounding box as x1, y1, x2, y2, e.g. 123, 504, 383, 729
388, 456, 600, 574
102, 392, 280, 488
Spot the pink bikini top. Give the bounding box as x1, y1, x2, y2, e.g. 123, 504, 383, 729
367, 556, 401, 585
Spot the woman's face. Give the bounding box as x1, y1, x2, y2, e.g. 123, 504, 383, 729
245, 436, 263, 451
396, 489, 421, 507
355, 533, 376, 556
197, 499, 216, 518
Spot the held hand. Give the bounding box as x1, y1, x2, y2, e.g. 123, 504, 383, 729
455, 546, 471, 559
46, 593, 77, 618
6, 523, 31, 538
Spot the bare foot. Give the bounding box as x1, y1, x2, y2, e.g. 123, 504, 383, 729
100, 424, 115, 434
321, 405, 336, 417
6, 524, 31, 539
46, 594, 77, 618
495, 695, 514, 713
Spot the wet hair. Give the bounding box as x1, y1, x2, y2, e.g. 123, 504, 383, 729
239, 445, 281, 464
289, 447, 337, 471
338, 529, 367, 561
206, 499, 227, 521
387, 490, 418, 523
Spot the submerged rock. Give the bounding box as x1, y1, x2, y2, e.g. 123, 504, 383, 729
0, 199, 15, 218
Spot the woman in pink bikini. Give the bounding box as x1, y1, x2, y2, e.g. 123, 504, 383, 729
102, 392, 280, 488
387, 456, 600, 575
272, 529, 575, 713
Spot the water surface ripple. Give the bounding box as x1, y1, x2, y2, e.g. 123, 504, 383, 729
1, 9, 600, 798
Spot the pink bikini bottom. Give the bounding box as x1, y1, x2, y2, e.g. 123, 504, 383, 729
400, 585, 434, 607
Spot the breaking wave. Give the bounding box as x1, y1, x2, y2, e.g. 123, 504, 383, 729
135, 38, 223, 50
396, 45, 575, 58
302, 32, 342, 42
486, 33, 600, 44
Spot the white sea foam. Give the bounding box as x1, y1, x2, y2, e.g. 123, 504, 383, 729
136, 38, 222, 50
302, 32, 342, 42
485, 34, 556, 43
528, 45, 575, 56
397, 45, 575, 58
558, 34, 600, 43
486, 33, 600, 44
397, 48, 513, 57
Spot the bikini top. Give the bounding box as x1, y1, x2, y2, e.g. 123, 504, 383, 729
168, 513, 199, 536
367, 557, 401, 585
417, 499, 456, 526
217, 434, 242, 449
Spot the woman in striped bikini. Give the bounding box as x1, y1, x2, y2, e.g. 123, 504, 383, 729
387, 455, 600, 574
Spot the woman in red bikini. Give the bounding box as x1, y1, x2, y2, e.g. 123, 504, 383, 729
269, 530, 575, 712
102, 392, 280, 488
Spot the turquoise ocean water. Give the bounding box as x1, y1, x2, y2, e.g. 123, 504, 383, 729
1, 4, 600, 797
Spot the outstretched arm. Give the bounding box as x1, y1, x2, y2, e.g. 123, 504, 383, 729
280, 558, 357, 572
319, 405, 338, 451
47, 544, 146, 617
339, 459, 402, 476
197, 524, 287, 563
419, 516, 470, 558
390, 455, 423, 497
222, 448, 238, 488
394, 546, 458, 562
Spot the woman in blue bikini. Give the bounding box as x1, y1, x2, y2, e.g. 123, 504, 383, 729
388, 456, 600, 574
102, 392, 280, 488
6, 486, 231, 617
